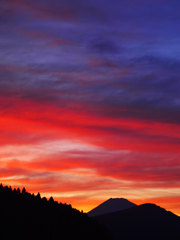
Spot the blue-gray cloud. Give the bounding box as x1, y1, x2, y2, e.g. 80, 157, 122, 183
0, 0, 180, 125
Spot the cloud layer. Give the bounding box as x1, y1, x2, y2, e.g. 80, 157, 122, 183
0, 0, 180, 214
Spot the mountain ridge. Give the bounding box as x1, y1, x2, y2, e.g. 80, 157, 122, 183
88, 197, 136, 217
94, 202, 180, 240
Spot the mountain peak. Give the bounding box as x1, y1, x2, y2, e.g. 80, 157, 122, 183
94, 203, 180, 239
107, 197, 130, 201
87, 198, 136, 217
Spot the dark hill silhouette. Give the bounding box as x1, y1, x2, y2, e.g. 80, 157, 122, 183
0, 184, 112, 240
88, 198, 136, 217
94, 203, 180, 240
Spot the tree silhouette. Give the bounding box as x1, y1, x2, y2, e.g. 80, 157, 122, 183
49, 196, 54, 204
36, 192, 41, 199
0, 183, 112, 240
22, 187, 26, 194
16, 188, 20, 194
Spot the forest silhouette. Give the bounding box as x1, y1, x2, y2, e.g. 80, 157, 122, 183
0, 184, 111, 240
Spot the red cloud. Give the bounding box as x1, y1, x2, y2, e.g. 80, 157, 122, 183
0, 84, 179, 215
0, 91, 179, 153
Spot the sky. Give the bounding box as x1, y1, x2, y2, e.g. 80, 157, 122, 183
0, 0, 180, 214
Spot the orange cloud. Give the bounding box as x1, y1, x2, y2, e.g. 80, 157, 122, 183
0, 87, 179, 215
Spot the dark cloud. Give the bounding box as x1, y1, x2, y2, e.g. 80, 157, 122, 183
88, 102, 180, 124
131, 55, 180, 70
88, 37, 118, 54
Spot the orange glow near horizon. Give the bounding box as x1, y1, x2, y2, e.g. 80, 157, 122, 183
0, 98, 180, 215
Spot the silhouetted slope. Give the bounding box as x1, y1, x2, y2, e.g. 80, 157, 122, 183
95, 203, 180, 240
0, 184, 112, 240
88, 198, 136, 217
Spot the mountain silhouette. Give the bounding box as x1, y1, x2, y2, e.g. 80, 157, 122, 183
88, 198, 136, 217
0, 184, 112, 240
94, 203, 180, 240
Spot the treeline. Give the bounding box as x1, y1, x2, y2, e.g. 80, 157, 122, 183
0, 184, 111, 240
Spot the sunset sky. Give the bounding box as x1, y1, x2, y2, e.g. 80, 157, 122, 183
0, 0, 180, 215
